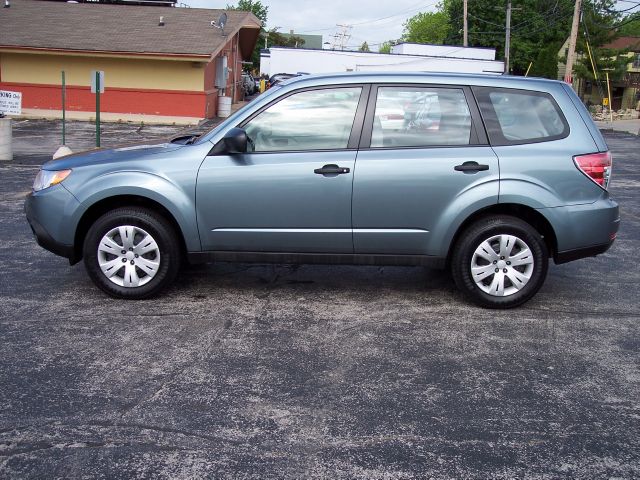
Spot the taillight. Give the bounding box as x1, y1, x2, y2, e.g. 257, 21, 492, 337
574, 151, 612, 190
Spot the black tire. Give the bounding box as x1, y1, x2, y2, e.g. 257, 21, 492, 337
451, 215, 549, 309
83, 207, 181, 299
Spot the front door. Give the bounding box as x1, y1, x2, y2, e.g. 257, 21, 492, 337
196, 85, 366, 253
352, 85, 500, 256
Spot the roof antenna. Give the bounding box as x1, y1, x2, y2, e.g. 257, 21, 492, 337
210, 12, 227, 36
159, 16, 165, 26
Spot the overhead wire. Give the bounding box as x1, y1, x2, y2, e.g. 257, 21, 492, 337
466, 1, 573, 37
609, 3, 640, 13
466, 11, 505, 28
295, 0, 439, 33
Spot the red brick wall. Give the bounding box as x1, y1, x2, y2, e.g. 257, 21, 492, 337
0, 81, 207, 117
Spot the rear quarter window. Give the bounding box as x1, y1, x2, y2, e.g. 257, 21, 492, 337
473, 87, 569, 146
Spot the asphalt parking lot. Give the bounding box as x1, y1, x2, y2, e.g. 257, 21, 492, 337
1, 120, 639, 478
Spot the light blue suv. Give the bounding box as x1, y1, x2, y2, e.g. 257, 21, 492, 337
25, 72, 619, 308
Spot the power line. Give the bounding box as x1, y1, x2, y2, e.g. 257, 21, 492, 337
587, 8, 640, 29
511, 0, 562, 30
468, 9, 574, 37
296, 0, 439, 33
466, 1, 573, 36
610, 3, 640, 13
350, 0, 438, 26
467, 11, 505, 29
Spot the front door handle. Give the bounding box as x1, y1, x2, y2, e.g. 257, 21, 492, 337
454, 161, 489, 173
314, 164, 350, 175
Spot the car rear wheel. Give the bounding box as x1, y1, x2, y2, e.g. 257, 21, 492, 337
83, 207, 181, 299
451, 215, 548, 308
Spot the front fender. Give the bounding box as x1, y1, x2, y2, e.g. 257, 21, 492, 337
68, 171, 201, 252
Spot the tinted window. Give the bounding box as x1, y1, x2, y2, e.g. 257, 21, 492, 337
474, 87, 569, 145
243, 87, 362, 152
371, 87, 472, 148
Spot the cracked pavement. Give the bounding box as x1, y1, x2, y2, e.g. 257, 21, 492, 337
0, 120, 639, 478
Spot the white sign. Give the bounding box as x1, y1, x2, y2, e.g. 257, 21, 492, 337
0, 90, 22, 115
91, 71, 105, 94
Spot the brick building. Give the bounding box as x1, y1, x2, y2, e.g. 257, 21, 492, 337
0, 0, 261, 123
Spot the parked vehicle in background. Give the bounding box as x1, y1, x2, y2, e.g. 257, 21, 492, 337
268, 73, 299, 88
25, 72, 618, 308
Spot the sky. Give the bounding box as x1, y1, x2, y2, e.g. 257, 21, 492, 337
182, 0, 637, 52
182, 0, 441, 51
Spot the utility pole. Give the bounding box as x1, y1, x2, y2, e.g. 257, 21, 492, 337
463, 0, 468, 47
332, 24, 352, 50
564, 0, 583, 85
504, 0, 511, 74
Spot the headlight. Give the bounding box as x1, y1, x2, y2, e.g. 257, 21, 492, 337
33, 169, 72, 192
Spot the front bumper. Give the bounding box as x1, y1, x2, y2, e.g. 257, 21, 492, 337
24, 185, 81, 264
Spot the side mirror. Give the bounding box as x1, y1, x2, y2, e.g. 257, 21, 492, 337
221, 127, 248, 154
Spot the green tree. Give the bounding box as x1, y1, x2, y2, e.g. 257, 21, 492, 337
227, 0, 268, 69
442, 0, 620, 76
359, 41, 371, 52
378, 40, 396, 54
529, 43, 560, 79
573, 47, 629, 82
266, 28, 306, 48
571, 1, 626, 85
402, 10, 450, 44
617, 14, 640, 36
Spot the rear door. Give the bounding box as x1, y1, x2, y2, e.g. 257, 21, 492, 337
352, 84, 500, 256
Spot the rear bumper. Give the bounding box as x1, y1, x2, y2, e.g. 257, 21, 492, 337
555, 240, 615, 264
552, 197, 619, 263
541, 196, 619, 264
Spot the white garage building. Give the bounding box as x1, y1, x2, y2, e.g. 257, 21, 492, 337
260, 43, 504, 77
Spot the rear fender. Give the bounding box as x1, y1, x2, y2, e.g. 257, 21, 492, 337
428, 179, 499, 257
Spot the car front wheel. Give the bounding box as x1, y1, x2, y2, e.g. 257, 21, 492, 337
451, 215, 549, 308
83, 207, 181, 299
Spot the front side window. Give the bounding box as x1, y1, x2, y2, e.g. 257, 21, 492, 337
475, 87, 569, 145
243, 87, 362, 152
370, 87, 472, 148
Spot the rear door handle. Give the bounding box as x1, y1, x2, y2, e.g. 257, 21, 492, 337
314, 164, 350, 175
454, 161, 489, 173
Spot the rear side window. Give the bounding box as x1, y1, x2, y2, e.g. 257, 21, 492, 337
473, 87, 569, 146
370, 87, 472, 148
